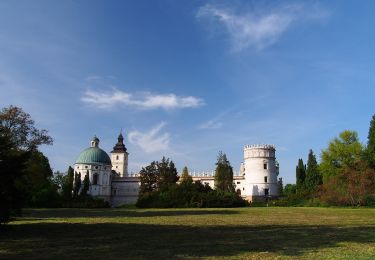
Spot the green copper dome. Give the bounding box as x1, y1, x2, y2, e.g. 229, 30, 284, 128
75, 147, 111, 165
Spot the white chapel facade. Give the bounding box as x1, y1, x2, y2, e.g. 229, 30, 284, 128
74, 134, 280, 206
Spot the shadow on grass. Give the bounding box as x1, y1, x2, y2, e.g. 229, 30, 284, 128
1, 222, 375, 259
20, 208, 239, 218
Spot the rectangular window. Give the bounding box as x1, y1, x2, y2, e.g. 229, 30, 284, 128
237, 182, 241, 184
263, 163, 267, 169
264, 176, 268, 183
264, 188, 269, 196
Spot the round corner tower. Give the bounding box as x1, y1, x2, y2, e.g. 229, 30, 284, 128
242, 144, 279, 201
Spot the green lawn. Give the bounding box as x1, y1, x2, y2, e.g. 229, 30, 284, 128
1, 207, 375, 259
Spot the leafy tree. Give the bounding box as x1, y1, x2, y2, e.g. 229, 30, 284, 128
23, 150, 56, 205
320, 160, 375, 206
283, 184, 297, 197
304, 149, 322, 194
366, 114, 375, 168
296, 158, 306, 193
0, 106, 52, 150
0, 134, 29, 223
0, 106, 53, 223
180, 166, 193, 185
156, 157, 179, 189
320, 130, 364, 183
277, 177, 283, 196
214, 151, 234, 193
62, 166, 74, 200
81, 171, 90, 196
139, 161, 158, 196
73, 172, 81, 198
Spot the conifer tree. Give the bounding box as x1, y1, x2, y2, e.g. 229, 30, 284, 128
304, 149, 322, 194
180, 166, 193, 185
277, 177, 283, 196
139, 161, 158, 195
214, 151, 234, 192
81, 170, 90, 196
73, 172, 81, 198
367, 114, 375, 168
296, 158, 306, 192
62, 166, 74, 200
156, 157, 179, 189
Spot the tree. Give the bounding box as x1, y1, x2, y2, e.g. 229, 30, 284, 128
214, 151, 234, 193
366, 114, 375, 168
304, 149, 322, 194
156, 157, 179, 189
296, 158, 306, 193
0, 106, 53, 223
81, 171, 90, 196
139, 161, 158, 196
0, 106, 52, 150
23, 150, 56, 205
283, 184, 297, 197
0, 134, 29, 223
73, 172, 81, 198
277, 177, 283, 196
180, 166, 193, 185
62, 166, 74, 200
320, 130, 364, 183
320, 160, 375, 206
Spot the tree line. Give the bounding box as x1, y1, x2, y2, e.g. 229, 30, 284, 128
136, 152, 248, 208
281, 115, 375, 206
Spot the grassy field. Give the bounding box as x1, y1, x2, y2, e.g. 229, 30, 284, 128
1, 207, 375, 259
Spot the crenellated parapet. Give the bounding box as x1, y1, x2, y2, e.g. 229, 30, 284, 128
244, 144, 276, 159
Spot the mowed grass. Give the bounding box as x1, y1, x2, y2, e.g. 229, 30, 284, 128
1, 207, 375, 259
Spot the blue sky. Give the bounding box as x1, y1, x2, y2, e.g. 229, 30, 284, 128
1, 1, 374, 184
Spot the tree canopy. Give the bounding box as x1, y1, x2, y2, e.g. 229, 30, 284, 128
320, 130, 364, 183
214, 151, 234, 192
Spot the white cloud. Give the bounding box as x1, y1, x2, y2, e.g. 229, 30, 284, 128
128, 122, 170, 153
199, 119, 223, 129
81, 89, 204, 110
197, 4, 328, 51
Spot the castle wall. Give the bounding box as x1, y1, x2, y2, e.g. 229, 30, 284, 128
243, 145, 279, 200
111, 177, 140, 207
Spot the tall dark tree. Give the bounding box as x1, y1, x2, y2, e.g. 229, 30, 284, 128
156, 157, 179, 189
62, 166, 74, 200
367, 114, 375, 168
304, 149, 322, 194
296, 158, 306, 192
139, 161, 158, 196
277, 177, 284, 196
0, 106, 53, 223
81, 171, 90, 196
0, 134, 29, 223
73, 172, 81, 198
214, 151, 234, 192
180, 166, 193, 185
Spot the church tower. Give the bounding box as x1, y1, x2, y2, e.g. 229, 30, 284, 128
111, 132, 129, 177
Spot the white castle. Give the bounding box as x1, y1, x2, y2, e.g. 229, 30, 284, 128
74, 134, 280, 206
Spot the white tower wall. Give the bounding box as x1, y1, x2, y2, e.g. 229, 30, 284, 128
111, 152, 128, 176
243, 145, 279, 201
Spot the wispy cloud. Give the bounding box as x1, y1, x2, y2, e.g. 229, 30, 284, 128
197, 3, 328, 51
128, 122, 170, 153
199, 119, 223, 129
81, 89, 204, 110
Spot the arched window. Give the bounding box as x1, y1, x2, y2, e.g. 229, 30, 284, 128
93, 173, 98, 185
236, 189, 241, 195
103, 173, 108, 185
116, 155, 119, 160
